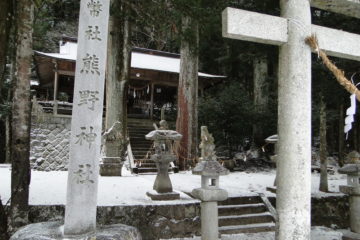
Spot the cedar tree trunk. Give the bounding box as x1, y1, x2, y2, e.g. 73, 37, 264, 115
319, 95, 328, 192
338, 102, 344, 166
176, 15, 199, 170
0, 197, 9, 240
104, 0, 130, 160
10, 0, 33, 230
253, 55, 269, 147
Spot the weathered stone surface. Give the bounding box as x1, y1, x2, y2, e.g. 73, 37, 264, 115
192, 126, 228, 240
63, 0, 111, 235
223, 7, 360, 62
311, 195, 349, 229
192, 188, 228, 202
222, 7, 288, 46
342, 230, 360, 240
310, 0, 360, 19
146, 190, 180, 201
339, 164, 360, 175
27, 203, 200, 240
10, 221, 142, 240
24, 196, 349, 240
346, 151, 360, 164
146, 127, 182, 198
192, 161, 229, 177
30, 115, 71, 171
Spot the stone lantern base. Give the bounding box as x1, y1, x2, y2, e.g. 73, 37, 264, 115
10, 221, 142, 240
146, 190, 180, 201
100, 157, 123, 176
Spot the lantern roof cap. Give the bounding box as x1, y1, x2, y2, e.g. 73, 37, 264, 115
339, 164, 360, 174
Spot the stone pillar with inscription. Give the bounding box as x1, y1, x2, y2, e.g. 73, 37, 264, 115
63, 0, 109, 235
10, 0, 141, 239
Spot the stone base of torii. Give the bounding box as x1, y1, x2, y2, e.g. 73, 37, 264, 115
10, 222, 141, 240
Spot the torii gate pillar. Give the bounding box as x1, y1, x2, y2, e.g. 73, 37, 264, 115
277, 1, 312, 239
223, 0, 360, 239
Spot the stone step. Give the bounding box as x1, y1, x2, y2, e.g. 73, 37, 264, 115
218, 203, 267, 216
136, 167, 158, 174
219, 222, 276, 234
137, 163, 156, 168
133, 155, 151, 159
130, 141, 152, 145
219, 196, 262, 206
132, 150, 151, 155
131, 143, 152, 148
130, 148, 150, 152
127, 124, 154, 129
131, 145, 152, 150
219, 212, 274, 226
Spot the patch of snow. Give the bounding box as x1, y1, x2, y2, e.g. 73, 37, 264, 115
0, 164, 347, 206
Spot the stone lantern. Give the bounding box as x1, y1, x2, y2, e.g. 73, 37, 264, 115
192, 126, 229, 240
146, 128, 182, 200
338, 164, 360, 240
265, 134, 278, 192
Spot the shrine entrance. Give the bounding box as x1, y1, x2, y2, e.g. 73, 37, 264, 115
127, 80, 177, 120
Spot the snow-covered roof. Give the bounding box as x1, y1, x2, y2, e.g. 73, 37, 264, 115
35, 41, 225, 78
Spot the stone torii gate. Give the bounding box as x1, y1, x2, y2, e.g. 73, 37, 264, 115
222, 0, 360, 239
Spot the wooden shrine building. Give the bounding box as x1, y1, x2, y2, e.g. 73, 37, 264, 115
33, 37, 224, 120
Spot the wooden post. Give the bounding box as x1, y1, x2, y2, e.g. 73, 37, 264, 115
53, 68, 59, 115
150, 83, 154, 119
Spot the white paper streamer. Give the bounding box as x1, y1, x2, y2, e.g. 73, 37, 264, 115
345, 94, 357, 139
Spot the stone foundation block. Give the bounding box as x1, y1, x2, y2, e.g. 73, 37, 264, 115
10, 221, 142, 240
146, 190, 180, 201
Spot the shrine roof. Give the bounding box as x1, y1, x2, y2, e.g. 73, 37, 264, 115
34, 42, 225, 79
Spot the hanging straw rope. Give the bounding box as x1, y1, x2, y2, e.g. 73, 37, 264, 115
305, 34, 360, 101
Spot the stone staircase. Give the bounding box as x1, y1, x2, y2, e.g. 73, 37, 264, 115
218, 195, 276, 234
128, 118, 157, 174
128, 118, 179, 174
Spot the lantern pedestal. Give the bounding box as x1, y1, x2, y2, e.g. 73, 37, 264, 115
192, 126, 229, 240
339, 164, 360, 239
145, 128, 182, 201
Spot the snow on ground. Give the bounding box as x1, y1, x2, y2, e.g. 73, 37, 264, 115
167, 227, 343, 240
0, 164, 347, 206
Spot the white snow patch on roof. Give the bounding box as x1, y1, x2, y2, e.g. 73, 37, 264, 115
35, 42, 225, 78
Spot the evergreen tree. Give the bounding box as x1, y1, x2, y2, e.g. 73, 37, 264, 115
10, 0, 34, 230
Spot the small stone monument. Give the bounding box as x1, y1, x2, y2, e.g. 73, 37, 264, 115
100, 121, 127, 176
146, 126, 182, 200
192, 126, 229, 240
339, 164, 360, 240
